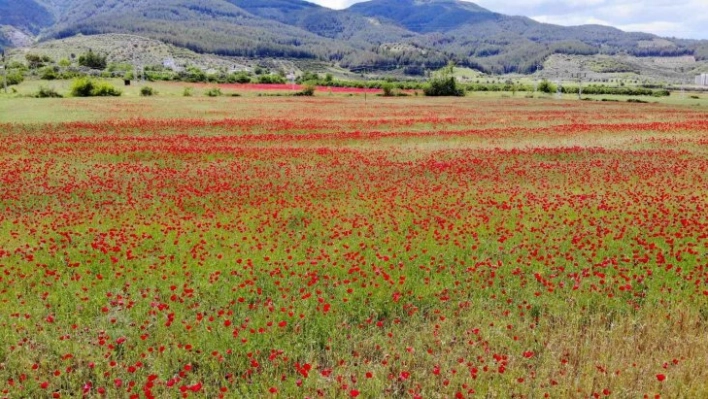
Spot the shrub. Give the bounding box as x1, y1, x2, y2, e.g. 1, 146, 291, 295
58, 70, 81, 80
140, 86, 156, 96
6, 70, 24, 86
206, 73, 225, 83
91, 81, 122, 97
424, 64, 464, 97
40, 67, 58, 80
183, 87, 194, 97
25, 53, 47, 69
78, 50, 108, 70
295, 82, 316, 96
257, 74, 286, 84
35, 86, 63, 98
71, 77, 95, 97
178, 67, 207, 83
297, 71, 319, 83
537, 79, 555, 94
228, 72, 252, 84
205, 87, 222, 97
70, 78, 122, 97
381, 82, 395, 97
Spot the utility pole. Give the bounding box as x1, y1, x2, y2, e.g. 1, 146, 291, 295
287, 71, 296, 91
2, 51, 7, 94
132, 41, 138, 83
572, 73, 586, 100
363, 66, 368, 104
533, 62, 542, 95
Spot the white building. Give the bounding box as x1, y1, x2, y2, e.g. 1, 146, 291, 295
696, 74, 708, 86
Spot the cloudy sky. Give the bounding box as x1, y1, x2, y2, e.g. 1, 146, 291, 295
308, 0, 708, 39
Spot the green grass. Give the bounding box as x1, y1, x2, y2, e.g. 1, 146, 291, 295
1, 78, 704, 124
1, 94, 708, 398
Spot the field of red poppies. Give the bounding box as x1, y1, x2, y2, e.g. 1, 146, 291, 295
1, 97, 708, 398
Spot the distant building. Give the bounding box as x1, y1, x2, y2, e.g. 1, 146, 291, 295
163, 57, 177, 70
696, 74, 708, 86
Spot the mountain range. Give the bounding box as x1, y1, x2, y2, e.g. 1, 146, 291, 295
2, 0, 707, 74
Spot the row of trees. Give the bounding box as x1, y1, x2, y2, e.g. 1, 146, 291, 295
24, 50, 107, 70
4, 49, 672, 98
1, 50, 111, 85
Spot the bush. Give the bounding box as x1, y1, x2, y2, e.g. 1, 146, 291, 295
381, 82, 395, 97
424, 64, 464, 97
205, 87, 222, 97
78, 50, 108, 70
40, 67, 59, 80
295, 82, 316, 96
35, 86, 63, 98
297, 71, 319, 83
207, 73, 228, 83
70, 78, 122, 97
183, 87, 194, 97
228, 72, 252, 84
71, 77, 94, 97
91, 81, 123, 97
140, 86, 156, 96
537, 79, 555, 94
178, 67, 207, 83
6, 70, 24, 86
57, 70, 81, 80
25, 53, 47, 69
257, 74, 286, 84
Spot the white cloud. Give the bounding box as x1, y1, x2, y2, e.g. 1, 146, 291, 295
532, 15, 613, 27
306, 0, 708, 39
308, 0, 360, 8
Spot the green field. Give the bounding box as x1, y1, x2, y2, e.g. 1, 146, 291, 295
1, 87, 708, 399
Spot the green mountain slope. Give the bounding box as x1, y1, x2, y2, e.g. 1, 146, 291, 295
348, 0, 701, 72
234, 0, 415, 43
0, 0, 54, 34
44, 0, 347, 59
1, 0, 706, 75
349, 0, 497, 33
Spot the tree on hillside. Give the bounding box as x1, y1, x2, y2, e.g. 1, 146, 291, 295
78, 49, 108, 70
25, 53, 51, 69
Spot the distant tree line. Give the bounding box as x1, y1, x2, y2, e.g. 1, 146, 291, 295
5, 49, 673, 98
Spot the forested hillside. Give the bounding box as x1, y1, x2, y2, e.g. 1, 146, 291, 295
1, 0, 706, 74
